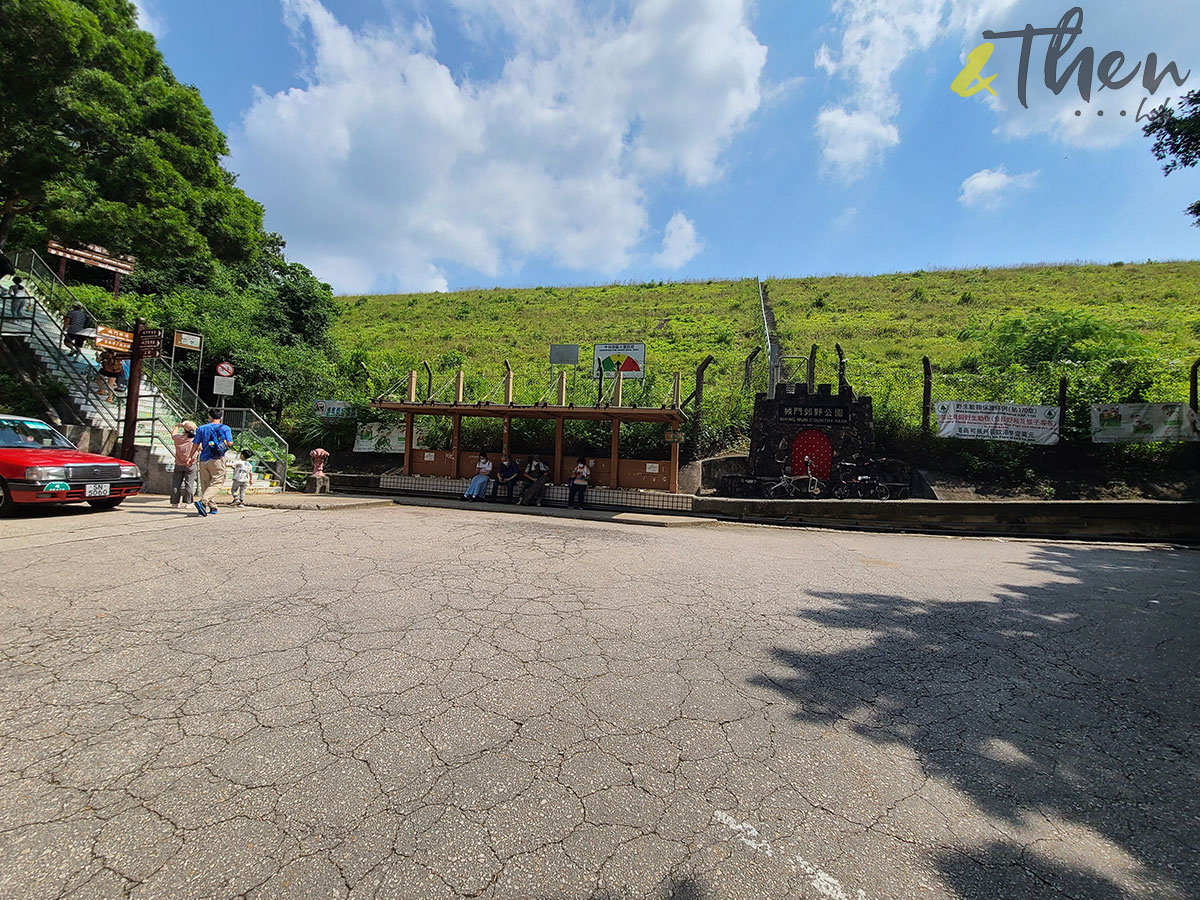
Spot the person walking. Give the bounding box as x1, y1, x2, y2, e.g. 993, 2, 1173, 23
191, 408, 233, 517
63, 301, 91, 357
169, 421, 198, 508
567, 456, 591, 509
7, 276, 31, 318
95, 349, 123, 401
229, 449, 253, 506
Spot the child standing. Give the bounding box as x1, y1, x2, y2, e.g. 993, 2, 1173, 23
230, 449, 253, 506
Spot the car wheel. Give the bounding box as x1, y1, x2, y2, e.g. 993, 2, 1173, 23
0, 478, 13, 517
874, 483, 891, 501
87, 498, 125, 511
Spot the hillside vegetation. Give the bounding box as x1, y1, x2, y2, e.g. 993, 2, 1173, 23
330, 262, 1199, 472
767, 261, 1200, 371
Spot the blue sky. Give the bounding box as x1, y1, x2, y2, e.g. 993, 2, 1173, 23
136, 0, 1199, 293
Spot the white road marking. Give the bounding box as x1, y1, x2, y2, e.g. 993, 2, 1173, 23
713, 810, 887, 900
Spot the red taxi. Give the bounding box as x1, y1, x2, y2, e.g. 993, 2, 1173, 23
0, 415, 143, 514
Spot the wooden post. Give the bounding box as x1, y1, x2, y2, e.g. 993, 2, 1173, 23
557, 372, 567, 406
613, 373, 623, 407
450, 414, 461, 476
57, 255, 67, 281
553, 416, 564, 484
1190, 359, 1199, 413
610, 419, 620, 489
402, 413, 414, 476
806, 344, 817, 392
454, 370, 464, 403
504, 369, 514, 405
669, 437, 680, 494
119, 318, 146, 462
407, 370, 417, 402
1058, 377, 1068, 442
672, 372, 681, 408
922, 356, 933, 435
113, 271, 121, 302
502, 416, 511, 455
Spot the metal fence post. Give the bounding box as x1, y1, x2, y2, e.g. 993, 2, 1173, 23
1191, 358, 1199, 413
922, 356, 932, 435
1058, 377, 1068, 442
806, 344, 817, 392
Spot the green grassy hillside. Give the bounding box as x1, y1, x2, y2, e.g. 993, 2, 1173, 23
333, 279, 765, 451
332, 261, 1200, 456
767, 261, 1200, 369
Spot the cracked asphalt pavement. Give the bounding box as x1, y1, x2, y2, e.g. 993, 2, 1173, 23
0, 497, 1196, 900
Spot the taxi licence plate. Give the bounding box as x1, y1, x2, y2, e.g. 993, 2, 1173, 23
85, 483, 111, 497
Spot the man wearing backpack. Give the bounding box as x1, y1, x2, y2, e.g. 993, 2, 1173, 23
191, 408, 234, 517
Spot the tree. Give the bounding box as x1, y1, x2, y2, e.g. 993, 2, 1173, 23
1143, 89, 1200, 226
0, 0, 264, 280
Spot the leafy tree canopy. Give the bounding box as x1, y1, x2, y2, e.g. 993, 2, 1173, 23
1143, 89, 1200, 227
0, 0, 265, 282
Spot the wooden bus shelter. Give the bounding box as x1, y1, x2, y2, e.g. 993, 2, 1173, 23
370, 370, 686, 493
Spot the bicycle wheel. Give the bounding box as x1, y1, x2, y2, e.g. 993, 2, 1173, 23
833, 484, 850, 500
874, 482, 891, 501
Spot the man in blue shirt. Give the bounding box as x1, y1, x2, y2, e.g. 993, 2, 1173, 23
190, 408, 233, 517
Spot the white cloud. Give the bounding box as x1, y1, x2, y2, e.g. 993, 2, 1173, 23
230, 0, 766, 292
812, 0, 951, 181
131, 0, 166, 37
815, 107, 900, 179
832, 206, 858, 228
653, 212, 703, 269
958, 166, 1037, 211
814, 0, 1197, 176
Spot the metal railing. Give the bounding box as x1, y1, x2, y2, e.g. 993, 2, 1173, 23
220, 407, 290, 487
7, 249, 287, 488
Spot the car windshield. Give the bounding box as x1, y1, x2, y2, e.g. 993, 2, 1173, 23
0, 418, 76, 450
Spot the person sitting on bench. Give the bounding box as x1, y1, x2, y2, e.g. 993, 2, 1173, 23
492, 453, 521, 502
464, 452, 493, 500
519, 454, 550, 506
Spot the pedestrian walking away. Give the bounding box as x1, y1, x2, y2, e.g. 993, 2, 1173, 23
191, 408, 233, 517
95, 350, 123, 401
7, 276, 32, 318
63, 302, 92, 357
568, 456, 591, 509
230, 449, 253, 506
169, 420, 198, 508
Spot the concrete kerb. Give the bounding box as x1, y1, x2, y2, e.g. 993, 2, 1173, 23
692, 497, 1200, 544
207, 488, 1199, 543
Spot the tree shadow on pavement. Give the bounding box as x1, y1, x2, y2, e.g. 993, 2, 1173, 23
751, 544, 1199, 900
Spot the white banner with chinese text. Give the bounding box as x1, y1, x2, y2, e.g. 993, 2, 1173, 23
935, 401, 1060, 445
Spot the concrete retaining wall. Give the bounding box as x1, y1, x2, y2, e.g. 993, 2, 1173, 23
692, 497, 1200, 543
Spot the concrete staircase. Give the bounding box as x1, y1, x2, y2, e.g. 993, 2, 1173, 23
2, 254, 284, 494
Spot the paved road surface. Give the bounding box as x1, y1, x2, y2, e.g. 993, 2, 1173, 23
0, 498, 1196, 899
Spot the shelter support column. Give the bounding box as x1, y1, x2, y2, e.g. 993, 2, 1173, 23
669, 438, 679, 494
610, 419, 619, 489
502, 416, 511, 454
403, 413, 414, 475
451, 415, 461, 477
553, 417, 564, 485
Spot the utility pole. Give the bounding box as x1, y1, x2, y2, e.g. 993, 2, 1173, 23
120, 318, 146, 461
